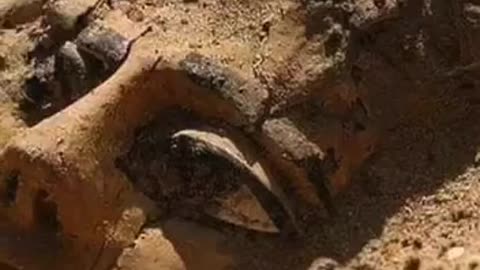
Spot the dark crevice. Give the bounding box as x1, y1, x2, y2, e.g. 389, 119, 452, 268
33, 190, 61, 233
325, 32, 344, 57
3, 171, 19, 207
351, 64, 363, 86
20, 76, 58, 126
303, 155, 337, 217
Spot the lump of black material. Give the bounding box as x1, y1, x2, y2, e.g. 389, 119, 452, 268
180, 53, 268, 126
75, 22, 130, 70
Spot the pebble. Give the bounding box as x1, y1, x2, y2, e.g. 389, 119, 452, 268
446, 247, 465, 261
75, 21, 130, 69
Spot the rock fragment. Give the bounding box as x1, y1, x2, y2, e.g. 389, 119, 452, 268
115, 226, 186, 270
260, 117, 337, 214
261, 117, 325, 165
75, 21, 130, 70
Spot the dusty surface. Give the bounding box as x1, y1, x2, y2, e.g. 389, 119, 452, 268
2, 0, 480, 270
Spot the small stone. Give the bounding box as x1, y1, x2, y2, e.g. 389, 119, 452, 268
261, 118, 325, 164
446, 247, 465, 261
308, 257, 338, 270
75, 21, 130, 70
